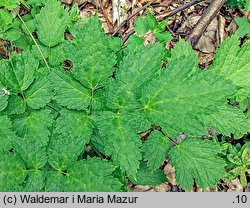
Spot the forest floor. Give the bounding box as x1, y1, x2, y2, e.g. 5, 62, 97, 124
71, 0, 249, 68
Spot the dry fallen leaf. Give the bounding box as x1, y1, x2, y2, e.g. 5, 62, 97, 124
154, 183, 171, 192
164, 162, 176, 185
226, 179, 244, 192
60, 0, 73, 4
144, 31, 157, 45
132, 185, 153, 192
245, 182, 250, 192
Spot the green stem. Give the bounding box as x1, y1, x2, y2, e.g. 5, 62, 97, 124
16, 12, 50, 72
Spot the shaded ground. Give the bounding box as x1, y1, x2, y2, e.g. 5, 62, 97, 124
72, 0, 249, 67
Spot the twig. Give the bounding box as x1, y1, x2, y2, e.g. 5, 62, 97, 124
187, 0, 227, 46
157, 0, 204, 21
122, 28, 135, 43
112, 0, 155, 35
99, 0, 113, 32
155, 125, 179, 145
151, 3, 172, 8
78, 2, 89, 10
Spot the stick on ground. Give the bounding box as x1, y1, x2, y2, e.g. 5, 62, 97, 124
99, 0, 113, 32
157, 0, 203, 21
187, 0, 227, 46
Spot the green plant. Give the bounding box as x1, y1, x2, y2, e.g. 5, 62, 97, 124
134, 11, 172, 43
226, 143, 250, 186
235, 17, 250, 38
227, 0, 250, 10
0, 0, 249, 191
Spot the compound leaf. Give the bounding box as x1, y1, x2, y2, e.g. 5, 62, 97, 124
90, 129, 106, 155
0, 52, 38, 93
0, 0, 21, 10
4, 94, 26, 115
54, 109, 93, 142
48, 134, 85, 170
0, 151, 27, 191
169, 138, 226, 190
118, 43, 164, 91
210, 35, 240, 77
146, 12, 158, 30
230, 47, 250, 94
210, 35, 250, 99
0, 115, 16, 151
235, 17, 250, 37
51, 69, 91, 110
48, 108, 94, 168
123, 34, 144, 55
154, 31, 172, 43
35, 0, 70, 47
246, 0, 250, 10
170, 38, 198, 62
107, 43, 164, 109
135, 163, 167, 186
142, 131, 171, 170
0, 14, 249, 192
12, 109, 53, 145
142, 58, 236, 137
0, 9, 13, 29
27, 0, 46, 7
204, 106, 250, 137
65, 17, 117, 89
17, 170, 46, 192
14, 135, 47, 169
134, 16, 149, 35
96, 111, 146, 179
46, 157, 122, 191
0, 82, 8, 111
25, 75, 54, 109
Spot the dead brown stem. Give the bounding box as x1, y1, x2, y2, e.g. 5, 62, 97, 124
99, 0, 113, 32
